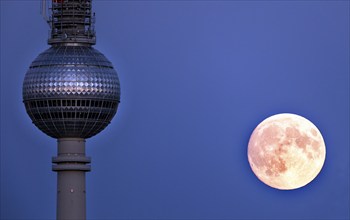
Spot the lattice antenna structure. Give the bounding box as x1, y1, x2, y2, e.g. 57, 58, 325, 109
49, 0, 96, 45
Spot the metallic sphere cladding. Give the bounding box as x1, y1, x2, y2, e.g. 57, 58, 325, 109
23, 46, 120, 139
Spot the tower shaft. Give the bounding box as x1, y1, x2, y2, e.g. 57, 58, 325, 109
52, 138, 91, 220
49, 0, 96, 45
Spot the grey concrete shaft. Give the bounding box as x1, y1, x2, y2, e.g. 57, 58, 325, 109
52, 138, 91, 220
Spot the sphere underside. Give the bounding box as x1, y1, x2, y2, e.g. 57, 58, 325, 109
23, 46, 120, 139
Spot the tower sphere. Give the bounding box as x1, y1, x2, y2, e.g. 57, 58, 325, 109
23, 45, 120, 139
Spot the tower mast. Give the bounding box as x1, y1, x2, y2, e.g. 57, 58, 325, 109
23, 1, 121, 219
52, 138, 90, 220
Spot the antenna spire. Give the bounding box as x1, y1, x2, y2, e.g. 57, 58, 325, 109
48, 0, 96, 45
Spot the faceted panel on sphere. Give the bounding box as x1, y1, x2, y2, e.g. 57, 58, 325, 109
22, 46, 121, 139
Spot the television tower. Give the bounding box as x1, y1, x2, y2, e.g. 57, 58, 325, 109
22, 1, 121, 219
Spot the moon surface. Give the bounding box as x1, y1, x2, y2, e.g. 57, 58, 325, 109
247, 113, 326, 190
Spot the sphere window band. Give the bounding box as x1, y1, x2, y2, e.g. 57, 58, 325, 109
25, 99, 118, 108
24, 99, 118, 139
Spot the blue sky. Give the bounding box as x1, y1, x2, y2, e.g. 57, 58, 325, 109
1, 1, 349, 219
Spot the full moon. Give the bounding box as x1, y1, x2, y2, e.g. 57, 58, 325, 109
247, 113, 326, 190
